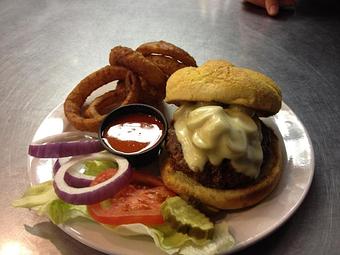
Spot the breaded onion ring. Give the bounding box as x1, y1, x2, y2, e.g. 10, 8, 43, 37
145, 55, 187, 77
109, 46, 167, 98
85, 72, 141, 118
82, 81, 126, 118
136, 40, 197, 67
64, 65, 128, 131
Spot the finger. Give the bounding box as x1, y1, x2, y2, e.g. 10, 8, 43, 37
265, 0, 279, 16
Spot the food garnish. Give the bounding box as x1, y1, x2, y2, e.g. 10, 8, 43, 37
53, 153, 132, 204
28, 132, 103, 158
87, 169, 175, 225
161, 196, 214, 239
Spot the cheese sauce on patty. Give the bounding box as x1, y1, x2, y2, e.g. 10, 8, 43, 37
173, 103, 263, 178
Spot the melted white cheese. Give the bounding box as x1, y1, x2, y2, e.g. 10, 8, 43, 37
173, 104, 263, 178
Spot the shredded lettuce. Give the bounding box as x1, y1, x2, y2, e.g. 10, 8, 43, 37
13, 182, 235, 254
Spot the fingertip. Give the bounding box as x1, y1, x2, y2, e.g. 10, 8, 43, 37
268, 4, 279, 16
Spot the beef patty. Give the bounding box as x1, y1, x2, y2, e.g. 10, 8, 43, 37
165, 121, 272, 189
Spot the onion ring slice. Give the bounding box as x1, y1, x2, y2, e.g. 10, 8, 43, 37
136, 40, 197, 67
64, 65, 128, 131
82, 80, 126, 118
145, 55, 187, 77
84, 71, 141, 119
109, 46, 167, 98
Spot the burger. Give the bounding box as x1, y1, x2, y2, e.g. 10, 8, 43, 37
160, 60, 283, 210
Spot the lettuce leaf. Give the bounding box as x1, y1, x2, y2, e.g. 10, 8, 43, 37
13, 182, 235, 254
48, 199, 90, 224
108, 221, 234, 255
12, 181, 92, 224
12, 181, 58, 215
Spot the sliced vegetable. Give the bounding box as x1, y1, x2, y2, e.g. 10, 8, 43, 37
161, 196, 214, 239
53, 159, 61, 175
109, 221, 235, 255
29, 132, 104, 158
64, 168, 95, 188
53, 157, 72, 175
13, 178, 235, 254
87, 170, 175, 225
53, 152, 132, 205
54, 158, 118, 188
53, 157, 94, 188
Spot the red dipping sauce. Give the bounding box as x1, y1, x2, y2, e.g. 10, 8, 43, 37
102, 112, 164, 154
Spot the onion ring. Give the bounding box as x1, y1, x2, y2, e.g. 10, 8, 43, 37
82, 80, 126, 118
109, 46, 167, 98
145, 55, 187, 77
64, 65, 128, 132
84, 71, 141, 118
136, 40, 197, 67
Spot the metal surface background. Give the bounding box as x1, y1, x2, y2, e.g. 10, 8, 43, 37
0, 0, 339, 254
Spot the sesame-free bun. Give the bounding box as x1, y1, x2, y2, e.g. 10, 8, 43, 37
165, 60, 282, 116
160, 126, 283, 210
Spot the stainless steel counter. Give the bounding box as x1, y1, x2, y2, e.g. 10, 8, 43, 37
1, 0, 339, 254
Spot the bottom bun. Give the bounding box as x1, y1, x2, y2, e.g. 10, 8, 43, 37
160, 128, 283, 210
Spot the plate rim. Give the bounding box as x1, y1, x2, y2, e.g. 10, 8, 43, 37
27, 101, 315, 255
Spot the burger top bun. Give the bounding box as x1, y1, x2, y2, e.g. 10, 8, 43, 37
165, 60, 282, 116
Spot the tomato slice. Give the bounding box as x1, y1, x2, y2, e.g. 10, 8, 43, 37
87, 170, 175, 225
90, 168, 118, 186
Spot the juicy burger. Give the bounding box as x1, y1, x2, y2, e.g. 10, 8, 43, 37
160, 60, 283, 210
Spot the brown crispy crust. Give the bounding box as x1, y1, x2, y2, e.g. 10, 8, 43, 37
84, 72, 141, 118
109, 46, 167, 97
63, 65, 128, 131
145, 55, 187, 77
160, 127, 283, 210
136, 40, 197, 67
83, 80, 127, 118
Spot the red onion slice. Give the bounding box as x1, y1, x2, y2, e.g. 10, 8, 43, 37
29, 132, 104, 158
53, 152, 132, 205
53, 157, 94, 188
53, 159, 62, 175
64, 165, 95, 188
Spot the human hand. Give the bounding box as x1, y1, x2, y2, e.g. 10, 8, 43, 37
245, 0, 296, 16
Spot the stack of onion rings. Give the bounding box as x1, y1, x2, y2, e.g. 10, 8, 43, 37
64, 41, 196, 132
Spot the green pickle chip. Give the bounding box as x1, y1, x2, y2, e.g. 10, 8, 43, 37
161, 196, 214, 240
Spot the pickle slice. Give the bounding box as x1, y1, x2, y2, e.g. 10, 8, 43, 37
161, 196, 214, 239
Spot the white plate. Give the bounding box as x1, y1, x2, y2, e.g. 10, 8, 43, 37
28, 102, 314, 255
